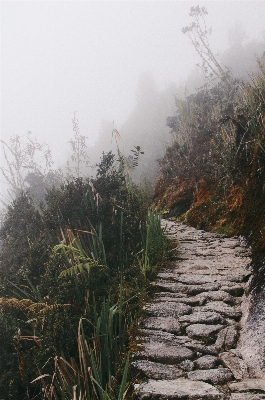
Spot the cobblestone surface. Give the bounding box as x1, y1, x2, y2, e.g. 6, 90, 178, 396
132, 219, 265, 399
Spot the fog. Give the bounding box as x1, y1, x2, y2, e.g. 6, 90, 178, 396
1, 1, 265, 193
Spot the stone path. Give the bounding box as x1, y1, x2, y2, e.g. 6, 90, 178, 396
132, 219, 265, 399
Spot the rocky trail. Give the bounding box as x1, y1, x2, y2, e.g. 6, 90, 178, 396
132, 219, 265, 399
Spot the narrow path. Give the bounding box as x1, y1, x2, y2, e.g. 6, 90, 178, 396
132, 219, 265, 399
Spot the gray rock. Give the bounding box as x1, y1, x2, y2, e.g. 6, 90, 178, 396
134, 378, 224, 399
215, 326, 238, 351
225, 326, 238, 349
229, 379, 265, 392
185, 342, 219, 355
220, 283, 245, 296
157, 295, 206, 306
154, 281, 221, 295
215, 328, 228, 352
155, 291, 188, 299
179, 359, 195, 371
131, 360, 183, 380
195, 355, 218, 369
139, 341, 194, 363
186, 324, 224, 339
238, 288, 265, 378
188, 368, 234, 384
220, 351, 249, 380
186, 283, 222, 295
199, 301, 242, 318
141, 317, 181, 334
230, 394, 265, 400
206, 290, 234, 304
174, 274, 219, 285
146, 301, 192, 317
179, 311, 224, 324
140, 329, 176, 343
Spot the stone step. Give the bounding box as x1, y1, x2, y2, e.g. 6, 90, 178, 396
134, 379, 225, 399
132, 219, 253, 399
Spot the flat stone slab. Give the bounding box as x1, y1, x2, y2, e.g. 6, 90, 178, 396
220, 283, 245, 296
229, 379, 265, 392
156, 295, 205, 306
230, 394, 265, 400
134, 378, 224, 399
179, 359, 195, 371
198, 301, 242, 318
220, 351, 249, 380
131, 360, 183, 380
141, 317, 181, 334
215, 326, 238, 351
173, 274, 220, 285
154, 281, 221, 295
146, 301, 192, 317
205, 291, 234, 304
186, 324, 224, 339
195, 355, 218, 369
179, 311, 224, 324
138, 342, 194, 363
142, 332, 206, 348
188, 368, 233, 384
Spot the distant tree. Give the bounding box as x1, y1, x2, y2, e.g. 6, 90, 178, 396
0, 132, 53, 204
66, 113, 90, 178
182, 6, 227, 81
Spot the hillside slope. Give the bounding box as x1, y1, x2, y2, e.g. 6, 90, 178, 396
154, 55, 265, 284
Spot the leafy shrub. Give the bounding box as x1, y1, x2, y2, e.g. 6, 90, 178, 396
0, 150, 166, 399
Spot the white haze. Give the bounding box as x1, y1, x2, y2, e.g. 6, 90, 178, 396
1, 1, 265, 187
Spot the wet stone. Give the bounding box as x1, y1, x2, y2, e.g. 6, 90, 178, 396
188, 368, 234, 385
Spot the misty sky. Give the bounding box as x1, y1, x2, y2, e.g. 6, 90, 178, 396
1, 1, 265, 164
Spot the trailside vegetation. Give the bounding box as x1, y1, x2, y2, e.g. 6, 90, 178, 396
154, 52, 265, 266
0, 148, 166, 399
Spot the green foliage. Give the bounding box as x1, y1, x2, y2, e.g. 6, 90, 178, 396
137, 210, 166, 279
0, 146, 166, 399
0, 192, 51, 288
36, 298, 130, 400
157, 54, 265, 267
159, 76, 243, 187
